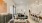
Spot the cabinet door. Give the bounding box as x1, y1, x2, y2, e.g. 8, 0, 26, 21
0, 0, 7, 13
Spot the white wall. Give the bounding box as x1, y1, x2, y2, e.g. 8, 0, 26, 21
3, 0, 42, 23
4, 0, 28, 15
13, 0, 28, 15
28, 0, 42, 23
16, 4, 27, 14
4, 0, 14, 13
29, 0, 42, 16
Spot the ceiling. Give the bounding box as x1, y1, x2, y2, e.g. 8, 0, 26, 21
13, 0, 28, 4
28, 0, 42, 5
4, 0, 42, 5
12, 0, 42, 6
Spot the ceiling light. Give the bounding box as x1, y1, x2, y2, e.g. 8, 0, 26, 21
35, 1, 38, 3
20, 1, 23, 4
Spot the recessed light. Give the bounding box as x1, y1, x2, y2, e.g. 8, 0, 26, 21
20, 1, 23, 4
35, 1, 38, 3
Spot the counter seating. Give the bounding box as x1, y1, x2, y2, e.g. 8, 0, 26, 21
0, 13, 12, 23
39, 16, 42, 19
